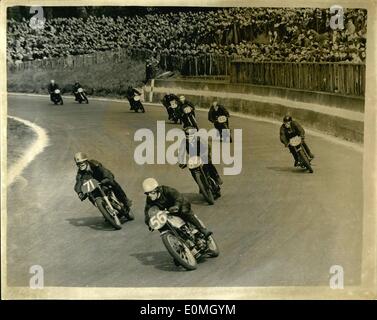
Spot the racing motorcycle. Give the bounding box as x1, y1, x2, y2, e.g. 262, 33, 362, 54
147, 206, 219, 270
51, 89, 63, 105
81, 178, 134, 230
168, 100, 181, 124
185, 156, 221, 205
289, 136, 314, 173
181, 105, 198, 130
215, 115, 232, 142
133, 95, 145, 113
75, 87, 89, 104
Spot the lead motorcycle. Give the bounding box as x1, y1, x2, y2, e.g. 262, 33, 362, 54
289, 136, 314, 173
81, 178, 134, 230
184, 156, 221, 205
51, 89, 63, 105
147, 206, 219, 270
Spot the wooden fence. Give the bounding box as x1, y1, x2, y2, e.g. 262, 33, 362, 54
230, 61, 365, 96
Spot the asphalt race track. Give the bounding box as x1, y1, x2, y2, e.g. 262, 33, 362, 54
7, 94, 363, 287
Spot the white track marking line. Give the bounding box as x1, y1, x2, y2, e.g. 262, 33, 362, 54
8, 92, 363, 152
7, 116, 49, 186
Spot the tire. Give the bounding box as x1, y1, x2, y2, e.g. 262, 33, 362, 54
79, 100, 82, 104
95, 198, 122, 230
193, 170, 214, 205
161, 232, 197, 270
125, 208, 135, 221
189, 115, 199, 130
206, 235, 220, 257
298, 149, 313, 173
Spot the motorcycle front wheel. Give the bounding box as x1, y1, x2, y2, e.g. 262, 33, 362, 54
95, 197, 122, 230
162, 232, 197, 270
298, 149, 313, 173
193, 170, 215, 205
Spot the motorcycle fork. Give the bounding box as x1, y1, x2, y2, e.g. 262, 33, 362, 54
99, 188, 117, 216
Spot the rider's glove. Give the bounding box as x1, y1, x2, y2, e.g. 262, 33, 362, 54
168, 206, 179, 214
100, 178, 112, 185
179, 164, 187, 169
78, 192, 87, 201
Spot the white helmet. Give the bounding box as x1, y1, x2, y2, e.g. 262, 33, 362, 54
142, 178, 159, 193
74, 152, 88, 164
179, 95, 185, 102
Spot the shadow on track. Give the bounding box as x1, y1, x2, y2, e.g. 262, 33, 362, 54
266, 166, 309, 173
131, 251, 186, 272
182, 192, 215, 206
66, 216, 117, 231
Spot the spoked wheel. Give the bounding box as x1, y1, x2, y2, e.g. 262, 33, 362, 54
206, 235, 220, 257
162, 233, 197, 270
95, 198, 122, 230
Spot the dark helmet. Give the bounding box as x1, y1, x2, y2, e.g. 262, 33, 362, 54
283, 115, 292, 123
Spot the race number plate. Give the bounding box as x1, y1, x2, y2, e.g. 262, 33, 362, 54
81, 179, 99, 194
149, 210, 168, 230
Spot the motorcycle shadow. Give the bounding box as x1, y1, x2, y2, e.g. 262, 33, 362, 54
182, 193, 213, 206
131, 251, 187, 272
266, 166, 309, 173
66, 216, 118, 231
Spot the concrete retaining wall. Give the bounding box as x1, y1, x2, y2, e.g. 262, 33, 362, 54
149, 79, 364, 143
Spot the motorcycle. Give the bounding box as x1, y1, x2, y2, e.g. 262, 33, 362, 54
147, 206, 219, 270
75, 87, 89, 104
181, 105, 198, 130
51, 89, 63, 105
133, 95, 145, 113
81, 178, 134, 230
186, 156, 221, 205
289, 136, 314, 173
169, 100, 181, 124
215, 115, 232, 143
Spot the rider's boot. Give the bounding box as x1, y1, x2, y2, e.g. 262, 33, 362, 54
185, 214, 212, 239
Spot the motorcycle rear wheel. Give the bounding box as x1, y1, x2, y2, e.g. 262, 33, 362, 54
95, 198, 122, 230
162, 232, 197, 270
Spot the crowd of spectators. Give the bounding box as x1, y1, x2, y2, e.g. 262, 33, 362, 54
7, 7, 367, 65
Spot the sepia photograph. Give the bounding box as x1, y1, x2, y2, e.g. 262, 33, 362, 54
1, 0, 376, 301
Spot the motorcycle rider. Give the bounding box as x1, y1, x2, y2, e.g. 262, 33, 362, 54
142, 178, 212, 238
280, 115, 315, 167
178, 95, 197, 129
208, 100, 231, 142
74, 152, 133, 211
178, 127, 223, 196
161, 93, 180, 121
126, 85, 143, 111
72, 80, 83, 101
48, 80, 59, 102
